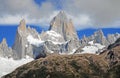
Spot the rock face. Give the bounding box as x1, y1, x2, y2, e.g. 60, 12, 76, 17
77, 29, 120, 54
12, 19, 39, 59
80, 29, 120, 47
3, 38, 120, 78
12, 11, 80, 60
93, 29, 109, 45
39, 11, 79, 54
49, 11, 68, 36
107, 33, 120, 44
80, 35, 89, 47
12, 19, 28, 59
0, 38, 13, 57
49, 11, 79, 41
107, 37, 120, 50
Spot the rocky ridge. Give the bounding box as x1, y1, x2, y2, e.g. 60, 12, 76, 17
80, 29, 120, 47
0, 38, 13, 57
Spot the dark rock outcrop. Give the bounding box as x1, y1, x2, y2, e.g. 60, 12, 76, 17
108, 38, 120, 49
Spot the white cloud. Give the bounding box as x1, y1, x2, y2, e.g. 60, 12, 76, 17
62, 0, 120, 28
0, 11, 59, 27
67, 14, 92, 28
0, 0, 55, 25
0, 15, 27, 25
0, 0, 120, 30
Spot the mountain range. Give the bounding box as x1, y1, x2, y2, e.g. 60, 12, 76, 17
2, 36, 120, 78
0, 11, 120, 60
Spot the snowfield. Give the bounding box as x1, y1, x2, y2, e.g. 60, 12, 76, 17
0, 56, 33, 77
46, 30, 62, 38
27, 30, 64, 46
81, 41, 105, 54
27, 35, 44, 47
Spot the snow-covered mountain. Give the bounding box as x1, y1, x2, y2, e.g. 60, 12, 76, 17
76, 29, 120, 54
0, 11, 120, 60
79, 41, 105, 54
80, 29, 120, 47
11, 11, 80, 60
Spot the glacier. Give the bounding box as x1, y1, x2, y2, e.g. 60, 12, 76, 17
81, 41, 105, 54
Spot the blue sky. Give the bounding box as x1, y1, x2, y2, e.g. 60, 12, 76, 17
34, 0, 46, 5
0, 0, 120, 46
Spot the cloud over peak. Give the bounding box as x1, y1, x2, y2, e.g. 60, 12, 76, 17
0, 0, 120, 30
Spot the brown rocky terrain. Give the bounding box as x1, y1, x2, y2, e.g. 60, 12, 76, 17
2, 38, 120, 78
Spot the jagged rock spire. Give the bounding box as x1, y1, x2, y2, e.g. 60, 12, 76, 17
49, 11, 68, 33
48, 11, 80, 52
13, 19, 39, 59
49, 11, 79, 41
94, 29, 104, 36
0, 38, 7, 46
12, 19, 27, 59
54, 11, 68, 22
0, 38, 13, 57
18, 19, 26, 31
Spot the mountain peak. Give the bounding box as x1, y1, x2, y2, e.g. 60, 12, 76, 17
20, 19, 25, 24
55, 11, 68, 22
18, 19, 26, 31
1, 38, 7, 46
98, 29, 103, 33
94, 29, 104, 36
49, 11, 79, 40
49, 11, 68, 34
59, 10, 65, 13
49, 11, 71, 31
57, 11, 66, 17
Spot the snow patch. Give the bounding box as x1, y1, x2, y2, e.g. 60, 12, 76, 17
88, 41, 94, 45
46, 30, 62, 38
0, 56, 33, 77
47, 40, 64, 45
81, 41, 105, 54
27, 35, 44, 47
25, 44, 28, 47
45, 30, 63, 42
69, 48, 77, 54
